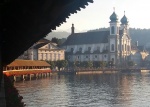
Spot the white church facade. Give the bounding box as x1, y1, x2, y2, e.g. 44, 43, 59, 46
62, 11, 131, 66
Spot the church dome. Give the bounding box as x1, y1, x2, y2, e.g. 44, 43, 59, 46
121, 12, 129, 25
110, 12, 118, 22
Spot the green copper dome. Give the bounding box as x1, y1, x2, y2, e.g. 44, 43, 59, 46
121, 12, 129, 24
110, 12, 118, 22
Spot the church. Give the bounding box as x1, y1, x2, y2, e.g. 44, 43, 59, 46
62, 11, 131, 66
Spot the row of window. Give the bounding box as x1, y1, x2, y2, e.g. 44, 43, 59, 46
68, 55, 107, 59
39, 53, 63, 60
71, 46, 108, 52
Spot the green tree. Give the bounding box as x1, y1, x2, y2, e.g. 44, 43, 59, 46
46, 61, 56, 69
51, 37, 59, 44
100, 61, 107, 68
84, 61, 93, 68
56, 60, 68, 71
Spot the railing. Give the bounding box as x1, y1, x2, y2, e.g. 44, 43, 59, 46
3, 69, 51, 76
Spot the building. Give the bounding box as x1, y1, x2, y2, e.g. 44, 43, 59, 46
18, 38, 65, 61
62, 11, 131, 66
130, 42, 149, 66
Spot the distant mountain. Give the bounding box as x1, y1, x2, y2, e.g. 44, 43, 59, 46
46, 31, 70, 40
46, 28, 150, 47
88, 28, 150, 46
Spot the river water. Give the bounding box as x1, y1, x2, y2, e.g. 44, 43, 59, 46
14, 72, 150, 107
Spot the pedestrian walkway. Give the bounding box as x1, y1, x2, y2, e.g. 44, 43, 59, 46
0, 77, 6, 107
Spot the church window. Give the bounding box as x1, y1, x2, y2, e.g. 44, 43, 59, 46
111, 44, 114, 51
79, 48, 82, 51
95, 55, 97, 58
77, 56, 80, 59
111, 26, 115, 34
125, 44, 127, 51
88, 47, 91, 51
112, 58, 114, 63
71, 48, 74, 52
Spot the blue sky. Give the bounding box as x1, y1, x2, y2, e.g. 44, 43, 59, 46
55, 0, 150, 32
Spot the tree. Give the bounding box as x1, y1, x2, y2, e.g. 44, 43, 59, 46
84, 61, 93, 68
100, 61, 107, 68
46, 61, 56, 69
51, 37, 59, 44
56, 60, 68, 71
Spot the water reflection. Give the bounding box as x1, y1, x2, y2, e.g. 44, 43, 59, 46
14, 72, 150, 107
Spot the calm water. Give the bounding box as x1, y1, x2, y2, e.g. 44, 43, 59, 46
14, 72, 150, 107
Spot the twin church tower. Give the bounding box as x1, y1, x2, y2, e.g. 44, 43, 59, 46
63, 10, 131, 66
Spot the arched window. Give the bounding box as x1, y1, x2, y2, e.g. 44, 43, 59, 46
111, 26, 115, 34
88, 47, 91, 51
79, 48, 82, 51
111, 44, 114, 51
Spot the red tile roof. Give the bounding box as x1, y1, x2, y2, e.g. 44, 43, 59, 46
7, 60, 50, 67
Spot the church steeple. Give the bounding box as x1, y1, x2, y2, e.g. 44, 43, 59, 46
109, 8, 119, 35
121, 11, 129, 25
71, 23, 75, 34
109, 7, 118, 23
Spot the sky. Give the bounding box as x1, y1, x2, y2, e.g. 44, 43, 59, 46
54, 0, 150, 33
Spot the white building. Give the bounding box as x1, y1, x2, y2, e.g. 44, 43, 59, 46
62, 11, 131, 66
18, 39, 65, 61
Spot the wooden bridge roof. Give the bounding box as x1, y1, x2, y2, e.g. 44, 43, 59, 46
1, 0, 93, 66
7, 60, 50, 67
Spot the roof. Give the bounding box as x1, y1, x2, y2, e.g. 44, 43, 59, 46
7, 60, 50, 67
34, 43, 48, 49
37, 38, 50, 44
63, 31, 109, 46
109, 12, 118, 23
2, 0, 93, 65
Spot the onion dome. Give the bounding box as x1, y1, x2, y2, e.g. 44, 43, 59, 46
110, 12, 118, 22
121, 11, 129, 25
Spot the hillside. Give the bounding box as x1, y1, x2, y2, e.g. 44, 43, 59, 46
45, 28, 150, 46
46, 31, 70, 40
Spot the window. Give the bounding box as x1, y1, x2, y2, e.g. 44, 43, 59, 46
79, 48, 82, 51
97, 47, 100, 51
95, 55, 97, 58
77, 56, 80, 59
71, 48, 74, 52
112, 58, 114, 63
88, 47, 91, 51
111, 26, 115, 34
111, 44, 114, 51
86, 56, 88, 58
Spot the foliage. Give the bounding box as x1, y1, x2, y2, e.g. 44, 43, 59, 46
56, 60, 68, 70
46, 60, 68, 71
46, 61, 56, 69
83, 61, 93, 68
51, 37, 59, 44
100, 61, 107, 68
